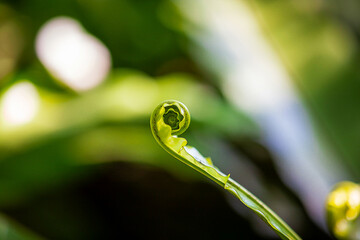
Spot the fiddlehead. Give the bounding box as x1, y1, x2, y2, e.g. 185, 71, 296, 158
161, 101, 189, 135
150, 100, 301, 240
151, 100, 228, 185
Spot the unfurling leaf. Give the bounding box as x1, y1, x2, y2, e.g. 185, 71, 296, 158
150, 100, 301, 240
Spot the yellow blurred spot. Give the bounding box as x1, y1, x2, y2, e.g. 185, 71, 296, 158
328, 189, 347, 207
346, 208, 359, 221
326, 181, 360, 239
334, 219, 349, 238
348, 188, 360, 208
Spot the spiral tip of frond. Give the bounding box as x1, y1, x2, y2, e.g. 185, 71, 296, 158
153, 100, 190, 136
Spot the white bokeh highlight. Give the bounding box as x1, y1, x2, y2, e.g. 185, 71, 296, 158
36, 17, 111, 91
2, 81, 40, 126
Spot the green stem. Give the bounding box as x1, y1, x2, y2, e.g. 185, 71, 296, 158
151, 100, 301, 240
225, 178, 301, 240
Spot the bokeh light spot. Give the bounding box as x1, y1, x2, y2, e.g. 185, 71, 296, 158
1, 81, 40, 126
36, 17, 111, 92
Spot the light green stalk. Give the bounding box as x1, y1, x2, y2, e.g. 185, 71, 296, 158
150, 100, 301, 240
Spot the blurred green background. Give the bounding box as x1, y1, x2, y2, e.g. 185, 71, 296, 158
0, 0, 359, 239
